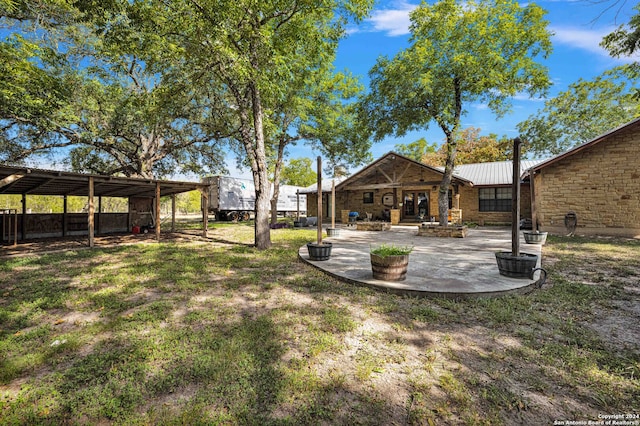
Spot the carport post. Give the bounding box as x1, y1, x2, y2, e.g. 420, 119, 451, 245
21, 194, 26, 241
63, 196, 68, 237
201, 188, 209, 237
88, 177, 95, 248
155, 182, 161, 242
171, 194, 176, 232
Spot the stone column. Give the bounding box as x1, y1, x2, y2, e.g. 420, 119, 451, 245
390, 209, 400, 225
341, 209, 350, 224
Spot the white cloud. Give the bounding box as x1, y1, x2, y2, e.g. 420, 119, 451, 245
550, 26, 613, 57
367, 1, 418, 36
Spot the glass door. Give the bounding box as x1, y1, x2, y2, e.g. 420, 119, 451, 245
402, 191, 429, 221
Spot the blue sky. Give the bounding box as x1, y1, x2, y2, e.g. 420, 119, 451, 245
232, 0, 638, 179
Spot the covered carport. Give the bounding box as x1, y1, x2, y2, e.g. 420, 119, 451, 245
0, 165, 209, 248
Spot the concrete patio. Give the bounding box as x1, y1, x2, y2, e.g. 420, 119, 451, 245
298, 225, 545, 299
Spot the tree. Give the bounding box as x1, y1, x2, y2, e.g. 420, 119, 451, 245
1, 1, 230, 178
156, 0, 374, 248
601, 3, 640, 57
280, 158, 317, 187
264, 69, 371, 224
393, 138, 439, 163
517, 65, 640, 155
601, 3, 640, 100
415, 128, 514, 167
361, 0, 552, 226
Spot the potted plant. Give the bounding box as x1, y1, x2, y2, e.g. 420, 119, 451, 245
307, 156, 333, 261
370, 244, 413, 281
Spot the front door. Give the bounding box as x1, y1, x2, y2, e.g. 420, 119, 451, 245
402, 191, 428, 221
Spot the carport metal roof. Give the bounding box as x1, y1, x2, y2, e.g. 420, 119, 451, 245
0, 164, 204, 198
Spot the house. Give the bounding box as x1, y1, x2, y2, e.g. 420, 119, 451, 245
302, 152, 541, 225
303, 117, 640, 238
526, 117, 640, 238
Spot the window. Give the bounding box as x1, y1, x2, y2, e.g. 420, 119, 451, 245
363, 192, 374, 204
479, 187, 511, 212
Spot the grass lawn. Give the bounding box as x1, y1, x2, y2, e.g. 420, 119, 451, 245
1, 223, 639, 425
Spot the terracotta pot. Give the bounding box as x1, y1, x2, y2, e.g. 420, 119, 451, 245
307, 242, 332, 261
370, 253, 409, 281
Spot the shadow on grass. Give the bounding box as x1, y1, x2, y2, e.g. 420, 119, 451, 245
2, 229, 639, 424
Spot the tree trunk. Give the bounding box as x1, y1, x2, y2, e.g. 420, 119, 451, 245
250, 83, 272, 250
437, 77, 462, 227
439, 133, 457, 227
270, 138, 286, 225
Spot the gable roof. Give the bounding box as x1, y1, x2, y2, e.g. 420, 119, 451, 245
335, 152, 473, 191
528, 117, 640, 174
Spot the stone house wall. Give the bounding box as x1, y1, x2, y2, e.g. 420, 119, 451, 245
534, 122, 640, 237
306, 159, 533, 225
458, 184, 532, 225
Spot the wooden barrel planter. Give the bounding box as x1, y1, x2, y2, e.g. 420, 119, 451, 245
326, 228, 340, 237
523, 231, 548, 244
307, 242, 332, 261
370, 253, 409, 281
495, 252, 538, 279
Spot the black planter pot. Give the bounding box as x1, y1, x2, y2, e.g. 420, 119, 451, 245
523, 231, 548, 244
307, 242, 332, 261
326, 228, 340, 237
495, 252, 538, 279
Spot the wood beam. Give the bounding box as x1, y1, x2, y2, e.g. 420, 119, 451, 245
376, 166, 394, 183
343, 181, 444, 191
396, 162, 411, 181
0, 173, 25, 189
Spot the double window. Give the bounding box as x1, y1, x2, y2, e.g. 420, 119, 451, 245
479, 187, 511, 212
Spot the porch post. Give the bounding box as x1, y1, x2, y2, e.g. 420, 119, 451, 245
88, 177, 95, 248
530, 171, 538, 232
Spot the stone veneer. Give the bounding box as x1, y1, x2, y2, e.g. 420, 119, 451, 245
356, 221, 392, 231
417, 224, 468, 238
533, 121, 640, 238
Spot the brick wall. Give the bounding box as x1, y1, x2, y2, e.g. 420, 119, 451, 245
534, 123, 640, 237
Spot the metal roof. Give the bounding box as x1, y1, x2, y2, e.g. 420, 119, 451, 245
447, 160, 547, 186
299, 177, 348, 194
0, 164, 204, 198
